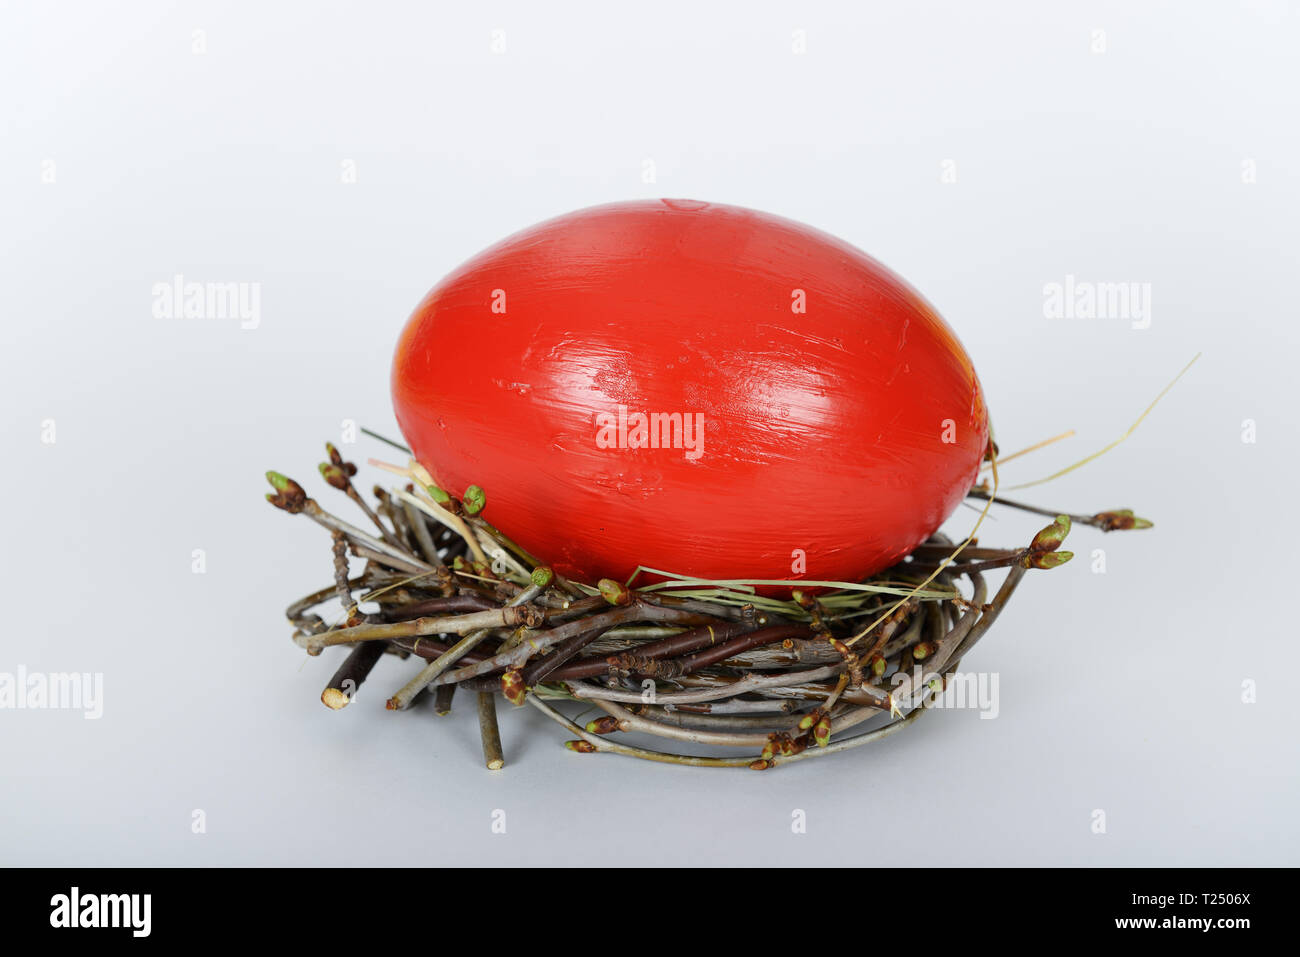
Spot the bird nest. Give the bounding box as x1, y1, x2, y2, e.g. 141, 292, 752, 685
264, 441, 1150, 771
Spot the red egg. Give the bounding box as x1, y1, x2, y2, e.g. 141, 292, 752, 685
392, 199, 988, 587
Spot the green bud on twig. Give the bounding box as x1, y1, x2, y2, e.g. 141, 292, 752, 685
1023, 550, 1074, 570
585, 716, 620, 735
781, 734, 808, 756
500, 669, 526, 706
566, 740, 597, 753
1030, 515, 1071, 553
1094, 509, 1154, 531
530, 565, 554, 589
426, 484, 451, 506
813, 715, 832, 748
324, 442, 357, 475
463, 484, 486, 516
318, 462, 349, 490
797, 707, 824, 732
792, 589, 818, 610
598, 579, 631, 606
265, 471, 307, 512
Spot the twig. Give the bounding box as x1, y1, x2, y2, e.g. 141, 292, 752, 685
966, 490, 1152, 532
526, 695, 755, 768
403, 499, 446, 570
562, 666, 844, 707
307, 605, 538, 653
428, 602, 718, 688
383, 594, 494, 621
331, 531, 359, 625
349, 543, 430, 577
387, 484, 490, 567
385, 573, 554, 711
361, 427, 411, 454
607, 624, 809, 680
477, 693, 505, 770
322, 641, 387, 710
264, 473, 427, 570
588, 698, 776, 748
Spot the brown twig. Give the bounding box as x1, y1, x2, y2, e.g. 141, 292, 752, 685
477, 693, 505, 770
967, 489, 1152, 532
322, 641, 387, 710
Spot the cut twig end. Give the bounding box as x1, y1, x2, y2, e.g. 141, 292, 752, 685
321, 688, 351, 710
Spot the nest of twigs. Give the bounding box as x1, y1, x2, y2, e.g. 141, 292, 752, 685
265, 440, 1151, 771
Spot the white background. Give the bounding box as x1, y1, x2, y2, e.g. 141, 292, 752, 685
2, 0, 1297, 865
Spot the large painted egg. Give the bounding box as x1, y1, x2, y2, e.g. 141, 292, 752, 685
392, 199, 988, 586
